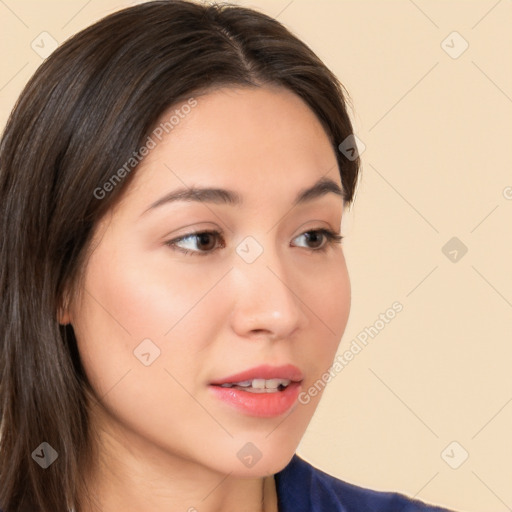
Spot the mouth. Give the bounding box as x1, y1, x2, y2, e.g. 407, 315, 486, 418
215, 378, 293, 393
208, 364, 304, 417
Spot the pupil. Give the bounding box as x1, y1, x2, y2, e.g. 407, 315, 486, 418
198, 233, 215, 250
306, 232, 322, 248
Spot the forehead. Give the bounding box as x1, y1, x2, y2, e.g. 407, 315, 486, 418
119, 85, 342, 210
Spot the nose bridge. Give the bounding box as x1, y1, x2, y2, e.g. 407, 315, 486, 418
229, 233, 305, 337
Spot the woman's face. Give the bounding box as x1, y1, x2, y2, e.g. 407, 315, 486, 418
66, 85, 351, 477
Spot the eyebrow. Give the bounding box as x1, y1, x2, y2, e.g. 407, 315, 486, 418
141, 176, 344, 216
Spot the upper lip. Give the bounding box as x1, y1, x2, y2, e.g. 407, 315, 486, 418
210, 364, 304, 385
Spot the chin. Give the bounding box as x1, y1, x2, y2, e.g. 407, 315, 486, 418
222, 452, 298, 479
203, 427, 306, 478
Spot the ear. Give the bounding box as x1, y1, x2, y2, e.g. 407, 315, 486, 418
57, 290, 73, 325
58, 306, 72, 325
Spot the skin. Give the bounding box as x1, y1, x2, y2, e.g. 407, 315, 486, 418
60, 84, 351, 512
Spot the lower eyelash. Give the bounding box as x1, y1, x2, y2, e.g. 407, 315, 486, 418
165, 229, 343, 256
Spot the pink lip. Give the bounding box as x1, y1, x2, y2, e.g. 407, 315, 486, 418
208, 364, 304, 418
210, 364, 304, 385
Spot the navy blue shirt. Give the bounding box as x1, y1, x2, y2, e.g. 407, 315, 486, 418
275, 454, 457, 511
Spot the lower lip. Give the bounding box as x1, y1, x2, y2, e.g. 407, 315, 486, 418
208, 382, 302, 418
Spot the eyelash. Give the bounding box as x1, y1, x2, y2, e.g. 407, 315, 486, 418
164, 228, 344, 257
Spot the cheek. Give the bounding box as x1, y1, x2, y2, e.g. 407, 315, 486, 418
288, 256, 350, 417
79, 238, 226, 342
70, 245, 219, 449
296, 252, 351, 390
71, 240, 227, 394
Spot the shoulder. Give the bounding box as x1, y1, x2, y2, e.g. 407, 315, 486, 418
274, 454, 457, 512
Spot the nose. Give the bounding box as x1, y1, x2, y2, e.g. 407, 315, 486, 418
228, 241, 309, 341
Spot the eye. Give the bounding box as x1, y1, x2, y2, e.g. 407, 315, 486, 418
291, 228, 344, 253
164, 228, 343, 256
165, 230, 224, 256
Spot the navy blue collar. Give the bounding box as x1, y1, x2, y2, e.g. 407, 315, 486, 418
274, 453, 455, 512
274, 453, 327, 512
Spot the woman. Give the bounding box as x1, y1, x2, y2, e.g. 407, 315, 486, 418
0, 1, 458, 511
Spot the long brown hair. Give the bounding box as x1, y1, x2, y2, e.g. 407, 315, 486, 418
0, 1, 360, 510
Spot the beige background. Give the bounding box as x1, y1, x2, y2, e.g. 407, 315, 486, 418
1, 1, 511, 511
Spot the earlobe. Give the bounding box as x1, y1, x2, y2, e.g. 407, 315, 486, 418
58, 306, 72, 325
57, 292, 73, 325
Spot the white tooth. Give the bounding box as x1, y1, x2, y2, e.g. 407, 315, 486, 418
266, 378, 291, 389
251, 378, 266, 389
234, 380, 252, 387
222, 378, 292, 391
245, 387, 277, 394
